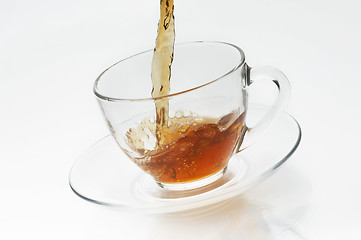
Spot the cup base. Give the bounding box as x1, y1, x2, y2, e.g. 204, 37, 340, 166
156, 167, 228, 191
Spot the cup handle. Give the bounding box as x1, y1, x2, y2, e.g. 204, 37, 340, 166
237, 65, 291, 152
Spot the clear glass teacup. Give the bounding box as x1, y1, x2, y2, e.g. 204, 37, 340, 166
94, 41, 290, 190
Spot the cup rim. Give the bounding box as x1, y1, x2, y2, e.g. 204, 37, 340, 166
93, 41, 246, 102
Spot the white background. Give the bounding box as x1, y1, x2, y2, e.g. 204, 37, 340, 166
1, 0, 361, 239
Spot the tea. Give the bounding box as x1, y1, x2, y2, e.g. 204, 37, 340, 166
126, 0, 245, 184
126, 112, 246, 183
151, 0, 175, 146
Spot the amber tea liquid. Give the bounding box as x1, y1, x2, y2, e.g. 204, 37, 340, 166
126, 112, 246, 183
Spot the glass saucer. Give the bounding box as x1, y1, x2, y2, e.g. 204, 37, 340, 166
69, 105, 301, 213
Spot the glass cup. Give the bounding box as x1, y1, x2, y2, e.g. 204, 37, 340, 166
94, 41, 290, 190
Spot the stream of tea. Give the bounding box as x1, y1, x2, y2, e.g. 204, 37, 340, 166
151, 0, 175, 146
